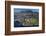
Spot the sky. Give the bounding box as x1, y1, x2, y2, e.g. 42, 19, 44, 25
14, 8, 39, 13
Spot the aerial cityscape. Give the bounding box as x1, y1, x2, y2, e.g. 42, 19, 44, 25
14, 8, 39, 27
